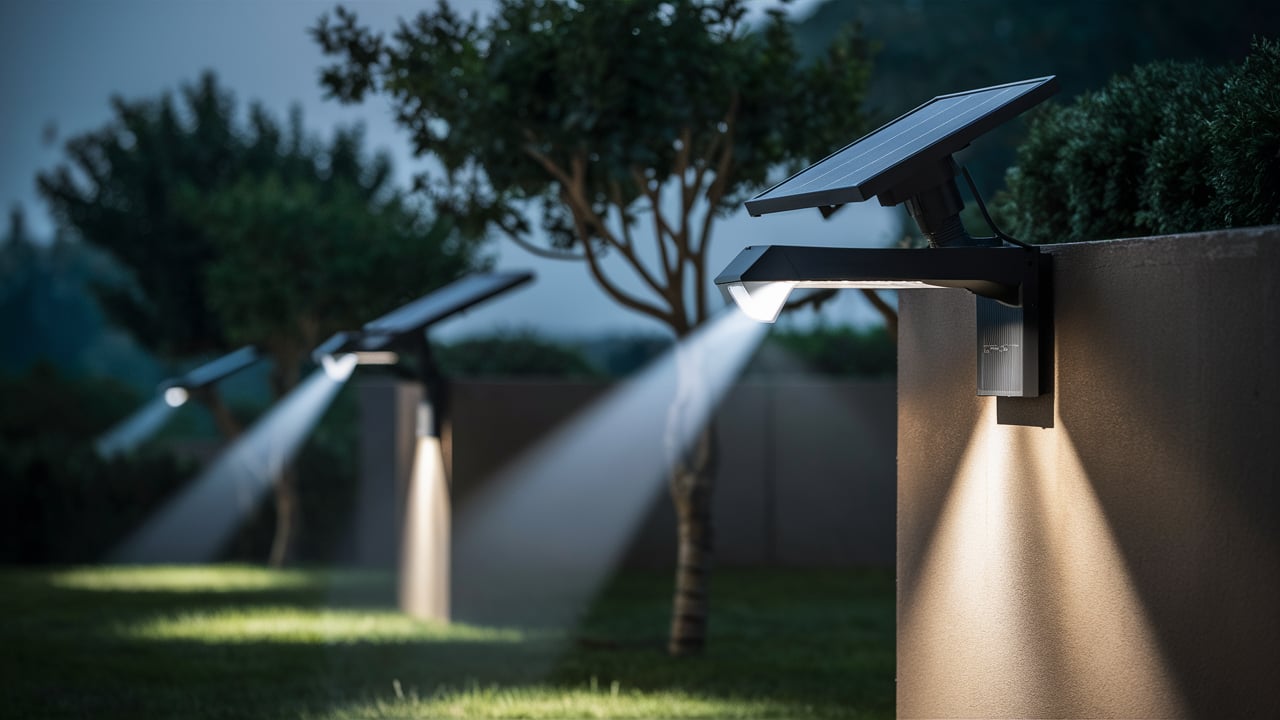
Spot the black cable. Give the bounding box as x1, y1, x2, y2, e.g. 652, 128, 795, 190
960, 165, 1035, 250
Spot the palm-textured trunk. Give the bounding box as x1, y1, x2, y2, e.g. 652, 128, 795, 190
667, 423, 716, 656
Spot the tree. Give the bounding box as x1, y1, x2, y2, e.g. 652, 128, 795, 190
314, 0, 873, 653
39, 73, 488, 565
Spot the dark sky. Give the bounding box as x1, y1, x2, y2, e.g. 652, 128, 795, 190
0, 0, 887, 338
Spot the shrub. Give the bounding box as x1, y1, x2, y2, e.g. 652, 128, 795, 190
996, 38, 1280, 243
0, 364, 195, 562
434, 332, 602, 378
747, 325, 895, 378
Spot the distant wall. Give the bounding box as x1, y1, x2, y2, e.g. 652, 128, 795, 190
897, 227, 1280, 718
449, 378, 896, 569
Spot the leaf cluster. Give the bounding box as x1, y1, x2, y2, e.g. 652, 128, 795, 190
314, 0, 872, 331
994, 38, 1280, 243
38, 73, 486, 370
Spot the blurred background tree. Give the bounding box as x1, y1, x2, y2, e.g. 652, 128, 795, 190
37, 72, 489, 566
313, 0, 874, 655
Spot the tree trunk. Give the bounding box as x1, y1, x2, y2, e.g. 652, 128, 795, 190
267, 353, 302, 568
269, 465, 299, 568
195, 385, 242, 440
667, 422, 717, 656
664, 334, 718, 655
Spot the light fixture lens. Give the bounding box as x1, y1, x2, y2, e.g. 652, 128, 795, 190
321, 353, 359, 381
354, 351, 399, 365
728, 281, 794, 323
163, 386, 190, 408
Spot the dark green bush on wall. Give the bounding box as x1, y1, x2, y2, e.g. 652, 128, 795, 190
996, 38, 1280, 243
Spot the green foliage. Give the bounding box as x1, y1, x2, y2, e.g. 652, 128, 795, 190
314, 0, 872, 331
434, 332, 601, 379
748, 325, 895, 377
792, 0, 1278, 192
0, 363, 194, 563
188, 172, 482, 372
38, 74, 244, 356
996, 38, 1280, 243
0, 566, 893, 718
39, 73, 486, 369
574, 334, 674, 377
1208, 38, 1280, 227
0, 209, 159, 383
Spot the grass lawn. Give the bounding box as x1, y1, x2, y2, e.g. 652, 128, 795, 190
0, 565, 893, 719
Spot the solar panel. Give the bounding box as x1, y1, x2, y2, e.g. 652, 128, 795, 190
362, 271, 534, 336
745, 76, 1058, 217
165, 346, 261, 390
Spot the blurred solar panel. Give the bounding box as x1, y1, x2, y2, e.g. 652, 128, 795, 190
363, 271, 534, 336
745, 76, 1058, 216
164, 346, 261, 390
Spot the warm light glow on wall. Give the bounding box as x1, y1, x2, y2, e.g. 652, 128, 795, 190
899, 400, 1184, 717
400, 435, 450, 622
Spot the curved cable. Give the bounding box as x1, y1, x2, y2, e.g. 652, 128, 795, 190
960, 165, 1035, 250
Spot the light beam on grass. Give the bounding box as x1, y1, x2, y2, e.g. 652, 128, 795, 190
452, 309, 767, 628
94, 398, 178, 457
112, 358, 357, 563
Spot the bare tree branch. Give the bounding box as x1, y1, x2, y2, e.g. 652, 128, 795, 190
860, 289, 899, 342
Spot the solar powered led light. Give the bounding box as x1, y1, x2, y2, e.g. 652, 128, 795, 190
719, 76, 1059, 397
159, 345, 263, 407
311, 271, 534, 432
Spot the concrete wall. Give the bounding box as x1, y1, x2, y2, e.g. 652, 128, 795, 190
450, 377, 896, 569
897, 227, 1280, 718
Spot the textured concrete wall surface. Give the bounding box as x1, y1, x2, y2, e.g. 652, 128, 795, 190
897, 227, 1280, 718
450, 378, 896, 568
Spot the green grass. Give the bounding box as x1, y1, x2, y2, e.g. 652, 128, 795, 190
0, 565, 893, 719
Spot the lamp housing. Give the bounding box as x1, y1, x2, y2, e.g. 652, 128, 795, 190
158, 345, 262, 405
723, 76, 1060, 397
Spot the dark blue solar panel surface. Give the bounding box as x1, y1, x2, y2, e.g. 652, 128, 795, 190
363, 271, 533, 336
745, 76, 1057, 216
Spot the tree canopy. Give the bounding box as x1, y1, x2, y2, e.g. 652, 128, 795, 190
38, 71, 489, 565
313, 0, 876, 656
38, 72, 487, 363
314, 0, 873, 334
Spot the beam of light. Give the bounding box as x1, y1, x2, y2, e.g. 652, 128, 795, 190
94, 397, 179, 458
399, 435, 450, 622
1024, 420, 1184, 717
452, 309, 767, 630
898, 400, 1183, 717
111, 367, 351, 564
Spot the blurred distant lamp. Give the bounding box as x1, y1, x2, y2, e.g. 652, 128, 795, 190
159, 345, 262, 407
310, 271, 534, 623
311, 271, 535, 427
718, 76, 1058, 397
95, 345, 263, 458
